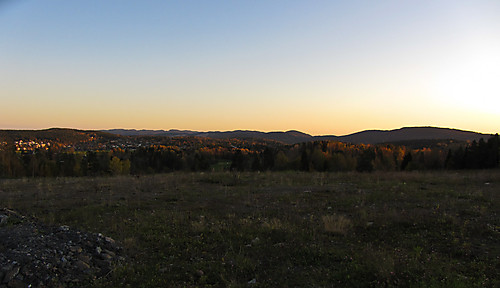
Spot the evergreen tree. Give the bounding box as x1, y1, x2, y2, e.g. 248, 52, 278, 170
251, 153, 262, 171
400, 152, 412, 171
356, 148, 375, 172
300, 147, 310, 171
230, 150, 246, 171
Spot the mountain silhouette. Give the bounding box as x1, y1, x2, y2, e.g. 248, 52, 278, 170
103, 127, 489, 144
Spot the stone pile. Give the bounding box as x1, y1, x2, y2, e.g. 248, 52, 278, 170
0, 208, 123, 287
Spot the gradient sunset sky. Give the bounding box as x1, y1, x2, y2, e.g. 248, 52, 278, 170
1, 0, 499, 135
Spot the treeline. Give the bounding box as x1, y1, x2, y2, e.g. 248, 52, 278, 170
0, 135, 498, 178
229, 137, 497, 172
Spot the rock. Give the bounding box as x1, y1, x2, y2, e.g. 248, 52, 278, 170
93, 259, 111, 272
104, 236, 115, 245
99, 253, 113, 261
248, 278, 257, 284
158, 267, 169, 273
103, 249, 115, 257
195, 270, 204, 277
69, 245, 82, 253
7, 279, 26, 288
0, 208, 124, 287
58, 225, 70, 232
0, 215, 8, 226
2, 265, 19, 284
77, 254, 91, 263
20, 266, 33, 277
251, 237, 260, 245
74, 260, 91, 272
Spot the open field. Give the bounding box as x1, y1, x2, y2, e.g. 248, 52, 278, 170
1, 171, 499, 287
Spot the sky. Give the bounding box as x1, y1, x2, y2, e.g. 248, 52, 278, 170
1, 0, 499, 136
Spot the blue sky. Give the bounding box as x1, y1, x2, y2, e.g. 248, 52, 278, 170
1, 0, 499, 135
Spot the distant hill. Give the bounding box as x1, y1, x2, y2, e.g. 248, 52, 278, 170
103, 127, 490, 145
196, 130, 313, 144
315, 127, 489, 144
104, 129, 199, 137
102, 129, 313, 144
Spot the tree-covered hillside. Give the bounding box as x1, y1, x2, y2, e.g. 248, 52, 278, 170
0, 131, 498, 178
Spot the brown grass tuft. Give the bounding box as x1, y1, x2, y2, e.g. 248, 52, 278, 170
322, 214, 353, 235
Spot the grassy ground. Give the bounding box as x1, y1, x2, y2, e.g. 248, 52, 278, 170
1, 171, 499, 287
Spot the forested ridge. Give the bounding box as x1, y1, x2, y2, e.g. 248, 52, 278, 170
0, 128, 498, 177
104, 126, 487, 144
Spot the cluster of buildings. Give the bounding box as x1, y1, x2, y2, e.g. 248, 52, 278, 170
0, 138, 157, 153
14, 140, 51, 152
1, 135, 238, 154
73, 139, 153, 151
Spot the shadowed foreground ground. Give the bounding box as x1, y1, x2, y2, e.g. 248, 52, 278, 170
1, 171, 499, 287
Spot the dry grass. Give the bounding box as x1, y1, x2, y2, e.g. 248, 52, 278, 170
1, 171, 499, 287
322, 214, 353, 235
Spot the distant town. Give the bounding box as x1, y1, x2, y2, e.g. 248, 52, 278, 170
2, 133, 223, 154
7, 137, 154, 153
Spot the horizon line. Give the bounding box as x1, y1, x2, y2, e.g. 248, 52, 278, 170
0, 125, 496, 137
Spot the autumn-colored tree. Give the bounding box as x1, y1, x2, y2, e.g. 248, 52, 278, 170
110, 156, 122, 175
